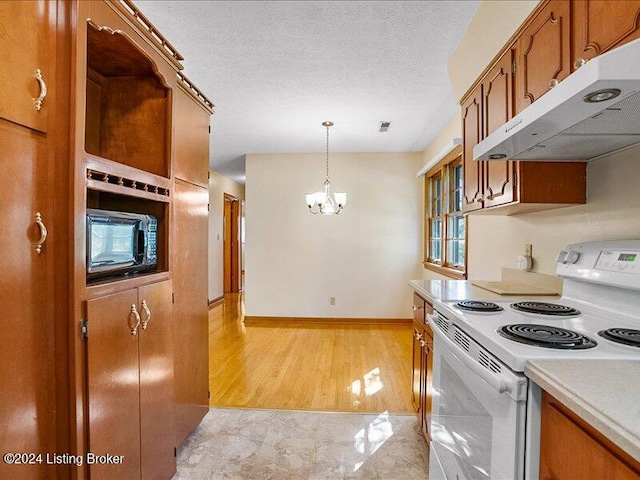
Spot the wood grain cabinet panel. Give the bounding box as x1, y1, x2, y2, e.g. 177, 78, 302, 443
411, 320, 424, 422
174, 84, 211, 188
573, 0, 640, 63
462, 86, 483, 213
86, 281, 175, 480
173, 180, 210, 447
516, 0, 571, 113
420, 323, 434, 441
482, 50, 516, 208
540, 391, 640, 480
0, 1, 50, 133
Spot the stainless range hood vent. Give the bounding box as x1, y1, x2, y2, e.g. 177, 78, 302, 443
474, 37, 640, 162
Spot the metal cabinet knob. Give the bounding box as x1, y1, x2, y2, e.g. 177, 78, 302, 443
574, 58, 587, 70
420, 340, 427, 348
129, 305, 141, 336
34, 212, 48, 254
141, 300, 152, 330
33, 69, 47, 111
549, 79, 559, 89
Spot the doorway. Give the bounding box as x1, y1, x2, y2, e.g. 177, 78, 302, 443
223, 193, 241, 293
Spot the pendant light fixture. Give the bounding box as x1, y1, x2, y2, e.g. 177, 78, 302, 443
305, 121, 347, 215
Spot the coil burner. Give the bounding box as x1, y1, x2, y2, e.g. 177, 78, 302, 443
498, 324, 597, 350
510, 302, 581, 317
454, 301, 504, 312
598, 328, 640, 348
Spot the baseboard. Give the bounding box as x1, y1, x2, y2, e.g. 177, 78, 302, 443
244, 316, 412, 326
208, 296, 224, 308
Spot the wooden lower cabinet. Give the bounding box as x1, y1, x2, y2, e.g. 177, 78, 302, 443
86, 280, 175, 480
540, 391, 640, 480
411, 294, 434, 441
420, 323, 434, 440
173, 179, 210, 446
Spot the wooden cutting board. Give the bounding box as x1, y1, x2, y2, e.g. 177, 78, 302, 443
472, 280, 558, 296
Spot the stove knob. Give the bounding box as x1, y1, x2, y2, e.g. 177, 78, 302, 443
555, 250, 568, 263
566, 250, 581, 264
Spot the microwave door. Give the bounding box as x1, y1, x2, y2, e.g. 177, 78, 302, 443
88, 219, 137, 274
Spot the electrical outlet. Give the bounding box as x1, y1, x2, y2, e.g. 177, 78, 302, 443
329, 297, 336, 306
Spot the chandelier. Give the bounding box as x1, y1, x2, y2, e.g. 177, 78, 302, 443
305, 121, 347, 215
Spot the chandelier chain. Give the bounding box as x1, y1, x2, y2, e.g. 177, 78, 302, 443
325, 123, 330, 181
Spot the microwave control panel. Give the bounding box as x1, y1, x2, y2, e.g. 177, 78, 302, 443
595, 250, 640, 275
147, 219, 158, 261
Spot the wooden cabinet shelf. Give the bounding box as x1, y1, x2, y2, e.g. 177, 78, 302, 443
84, 20, 172, 178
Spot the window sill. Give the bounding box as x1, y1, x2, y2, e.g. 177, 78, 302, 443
423, 262, 467, 280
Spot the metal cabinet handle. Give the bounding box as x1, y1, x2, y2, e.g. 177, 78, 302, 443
415, 332, 422, 340
574, 58, 587, 70
34, 212, 48, 254
549, 79, 559, 89
420, 340, 427, 348
33, 69, 47, 111
141, 300, 151, 330
412, 305, 418, 311
129, 304, 141, 336
475, 196, 484, 203
485, 187, 494, 201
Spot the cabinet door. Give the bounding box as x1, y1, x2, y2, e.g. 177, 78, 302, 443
483, 50, 517, 208
411, 321, 423, 420
173, 180, 210, 446
86, 289, 142, 480
462, 85, 483, 212
0, 1, 50, 133
174, 85, 211, 188
421, 330, 434, 440
516, 0, 571, 113
138, 280, 176, 480
0, 113, 55, 480
540, 392, 640, 479
573, 0, 640, 63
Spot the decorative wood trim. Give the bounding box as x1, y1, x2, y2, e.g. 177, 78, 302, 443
85, 154, 172, 190
460, 0, 550, 104
208, 295, 224, 308
86, 169, 171, 202
244, 316, 412, 326
177, 72, 215, 114
110, 0, 185, 68
84, 271, 171, 300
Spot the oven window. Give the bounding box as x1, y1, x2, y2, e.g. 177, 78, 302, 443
438, 358, 492, 479
90, 224, 136, 265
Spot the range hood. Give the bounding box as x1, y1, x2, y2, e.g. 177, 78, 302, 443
474, 37, 640, 162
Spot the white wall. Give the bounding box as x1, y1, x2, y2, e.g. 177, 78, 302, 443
208, 170, 245, 302
245, 152, 423, 318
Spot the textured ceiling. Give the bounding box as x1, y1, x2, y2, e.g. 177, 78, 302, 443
136, 1, 480, 183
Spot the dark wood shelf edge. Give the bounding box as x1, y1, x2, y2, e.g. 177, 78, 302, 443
84, 271, 171, 300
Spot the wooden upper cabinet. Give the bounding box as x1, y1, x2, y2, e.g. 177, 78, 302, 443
482, 50, 516, 208
174, 80, 212, 188
516, 0, 571, 113
0, 0, 51, 133
462, 85, 483, 212
573, 0, 640, 63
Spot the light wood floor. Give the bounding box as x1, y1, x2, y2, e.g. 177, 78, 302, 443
208, 294, 414, 413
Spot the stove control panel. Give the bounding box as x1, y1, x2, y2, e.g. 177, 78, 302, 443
595, 250, 640, 274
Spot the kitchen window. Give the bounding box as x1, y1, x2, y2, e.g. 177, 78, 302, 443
424, 147, 467, 279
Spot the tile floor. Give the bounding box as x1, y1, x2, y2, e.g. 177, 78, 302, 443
173, 408, 429, 480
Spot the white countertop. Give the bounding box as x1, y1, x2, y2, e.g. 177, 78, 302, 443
525, 359, 640, 462
409, 279, 559, 303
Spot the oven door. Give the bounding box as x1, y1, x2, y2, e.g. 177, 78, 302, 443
428, 312, 528, 480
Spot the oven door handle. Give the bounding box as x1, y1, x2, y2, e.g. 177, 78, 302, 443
428, 314, 510, 395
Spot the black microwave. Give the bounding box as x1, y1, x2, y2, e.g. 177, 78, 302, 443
86, 209, 158, 280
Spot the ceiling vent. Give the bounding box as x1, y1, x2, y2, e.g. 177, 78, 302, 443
379, 121, 392, 133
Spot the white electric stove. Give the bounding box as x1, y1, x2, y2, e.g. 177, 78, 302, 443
427, 240, 640, 480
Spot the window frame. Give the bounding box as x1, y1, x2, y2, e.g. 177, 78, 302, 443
423, 147, 467, 279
